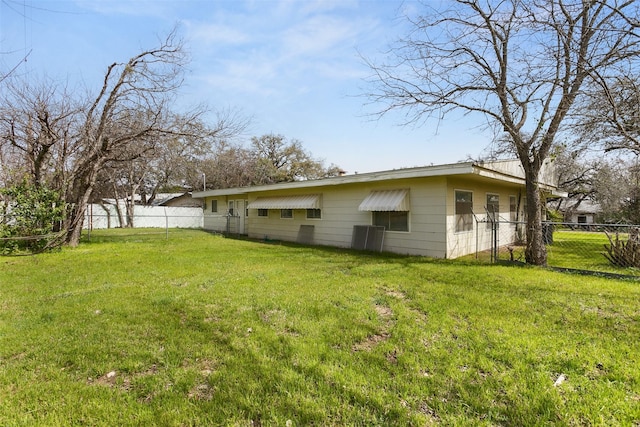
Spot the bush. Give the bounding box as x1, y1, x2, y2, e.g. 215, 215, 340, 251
0, 181, 65, 254
603, 228, 640, 268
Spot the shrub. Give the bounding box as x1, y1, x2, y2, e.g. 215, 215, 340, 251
603, 228, 640, 268
0, 181, 65, 254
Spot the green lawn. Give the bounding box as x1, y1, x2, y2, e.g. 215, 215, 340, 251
490, 229, 640, 277
1, 229, 639, 426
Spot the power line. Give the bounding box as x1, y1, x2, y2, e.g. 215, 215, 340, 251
2, 0, 85, 16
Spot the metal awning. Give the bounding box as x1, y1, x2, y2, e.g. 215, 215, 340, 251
247, 194, 321, 209
358, 189, 409, 211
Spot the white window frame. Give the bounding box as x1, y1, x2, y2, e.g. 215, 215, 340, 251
486, 193, 499, 229
455, 190, 474, 233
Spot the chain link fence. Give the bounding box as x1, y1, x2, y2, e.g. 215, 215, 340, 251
0, 206, 204, 252
482, 220, 640, 278
82, 206, 203, 242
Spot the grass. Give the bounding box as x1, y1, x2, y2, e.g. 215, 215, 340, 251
485, 229, 640, 277
546, 229, 640, 274
1, 229, 639, 426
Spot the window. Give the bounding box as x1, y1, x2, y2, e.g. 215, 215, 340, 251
455, 190, 473, 232
211, 199, 218, 213
578, 215, 587, 224
306, 208, 322, 219
228, 201, 234, 216
486, 194, 499, 229
257, 209, 268, 217
509, 196, 517, 221
373, 211, 409, 232
280, 209, 293, 219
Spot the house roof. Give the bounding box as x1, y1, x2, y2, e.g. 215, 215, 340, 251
192, 159, 561, 198
151, 193, 183, 205
562, 200, 602, 214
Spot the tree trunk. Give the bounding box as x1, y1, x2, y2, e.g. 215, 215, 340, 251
125, 197, 135, 228
524, 170, 547, 266
65, 195, 89, 247
124, 182, 140, 228
64, 162, 101, 246
114, 201, 125, 228
98, 202, 112, 229
108, 178, 126, 228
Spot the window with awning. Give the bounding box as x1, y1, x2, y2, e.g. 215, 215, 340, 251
360, 189, 410, 232
358, 189, 409, 212
247, 194, 321, 210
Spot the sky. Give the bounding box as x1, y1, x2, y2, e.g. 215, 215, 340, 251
0, 0, 495, 174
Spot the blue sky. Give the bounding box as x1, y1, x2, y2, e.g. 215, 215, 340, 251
0, 0, 493, 173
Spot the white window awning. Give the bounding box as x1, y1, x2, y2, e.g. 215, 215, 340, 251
248, 194, 321, 210
358, 189, 409, 211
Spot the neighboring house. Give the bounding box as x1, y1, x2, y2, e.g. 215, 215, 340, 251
192, 159, 561, 259
153, 192, 202, 208
559, 200, 602, 225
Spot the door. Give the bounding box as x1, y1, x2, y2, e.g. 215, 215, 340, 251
235, 200, 246, 234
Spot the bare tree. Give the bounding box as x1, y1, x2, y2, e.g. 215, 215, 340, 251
0, 78, 79, 190
550, 145, 600, 216
365, 0, 640, 265
94, 112, 238, 227
251, 134, 341, 184
576, 75, 640, 153
197, 140, 255, 190
63, 30, 192, 245
1, 29, 248, 246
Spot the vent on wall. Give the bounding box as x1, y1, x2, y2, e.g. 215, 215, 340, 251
351, 225, 385, 252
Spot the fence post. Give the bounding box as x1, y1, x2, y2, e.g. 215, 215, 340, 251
86, 206, 91, 241
164, 207, 168, 240
475, 216, 480, 259
490, 217, 496, 263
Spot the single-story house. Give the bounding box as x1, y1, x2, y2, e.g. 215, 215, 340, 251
192, 159, 561, 259
153, 192, 202, 208
559, 199, 602, 225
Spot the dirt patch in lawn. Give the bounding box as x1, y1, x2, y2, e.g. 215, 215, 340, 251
352, 303, 395, 352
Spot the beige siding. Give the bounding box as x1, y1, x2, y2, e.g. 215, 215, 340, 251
202, 196, 247, 234
199, 176, 528, 259
193, 160, 553, 259
445, 177, 524, 259
245, 177, 449, 257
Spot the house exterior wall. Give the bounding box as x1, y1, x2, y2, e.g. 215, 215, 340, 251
445, 177, 525, 259
566, 212, 596, 224
202, 196, 248, 234
195, 161, 545, 259
240, 177, 449, 257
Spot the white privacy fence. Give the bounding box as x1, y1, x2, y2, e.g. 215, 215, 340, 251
84, 204, 203, 229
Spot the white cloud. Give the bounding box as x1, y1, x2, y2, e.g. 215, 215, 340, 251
187, 0, 396, 119
281, 14, 361, 58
